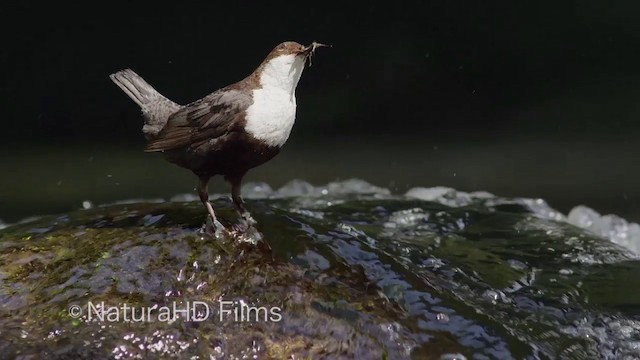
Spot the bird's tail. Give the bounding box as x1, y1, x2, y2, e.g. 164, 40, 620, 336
109, 69, 166, 108
110, 69, 181, 139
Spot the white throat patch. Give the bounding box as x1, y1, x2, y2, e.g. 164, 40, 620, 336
244, 54, 306, 147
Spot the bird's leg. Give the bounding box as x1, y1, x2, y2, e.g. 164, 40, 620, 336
229, 174, 257, 226
197, 177, 225, 232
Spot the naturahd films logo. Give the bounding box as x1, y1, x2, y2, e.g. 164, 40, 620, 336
68, 299, 282, 323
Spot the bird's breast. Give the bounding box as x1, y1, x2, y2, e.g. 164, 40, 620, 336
244, 87, 297, 148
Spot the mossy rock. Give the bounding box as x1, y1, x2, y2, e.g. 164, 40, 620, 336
0, 200, 419, 359
1, 193, 638, 359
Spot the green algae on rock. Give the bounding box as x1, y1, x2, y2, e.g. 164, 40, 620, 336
0, 201, 415, 359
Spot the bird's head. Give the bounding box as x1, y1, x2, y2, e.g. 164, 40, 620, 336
256, 41, 329, 92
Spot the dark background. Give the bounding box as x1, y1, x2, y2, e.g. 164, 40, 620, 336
2, 1, 640, 222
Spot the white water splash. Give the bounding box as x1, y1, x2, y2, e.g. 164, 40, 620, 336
568, 205, 640, 255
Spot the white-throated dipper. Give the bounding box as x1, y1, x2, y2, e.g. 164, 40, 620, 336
110, 41, 327, 232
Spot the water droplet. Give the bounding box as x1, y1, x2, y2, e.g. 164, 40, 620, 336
482, 290, 499, 303
559, 268, 573, 275
440, 353, 467, 360
436, 313, 450, 323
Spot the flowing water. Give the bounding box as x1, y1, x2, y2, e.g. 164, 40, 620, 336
1, 179, 640, 359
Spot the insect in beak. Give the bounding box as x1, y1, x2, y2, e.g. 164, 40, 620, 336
300, 41, 331, 66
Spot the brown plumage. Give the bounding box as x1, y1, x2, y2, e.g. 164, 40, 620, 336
110, 41, 328, 232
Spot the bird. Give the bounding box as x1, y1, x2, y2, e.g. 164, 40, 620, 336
110, 41, 327, 233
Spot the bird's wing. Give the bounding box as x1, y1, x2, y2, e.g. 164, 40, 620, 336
145, 89, 252, 152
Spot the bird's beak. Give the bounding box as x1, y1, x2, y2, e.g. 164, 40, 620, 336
300, 41, 330, 66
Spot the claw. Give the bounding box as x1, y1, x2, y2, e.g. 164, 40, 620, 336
202, 215, 231, 238
241, 212, 258, 226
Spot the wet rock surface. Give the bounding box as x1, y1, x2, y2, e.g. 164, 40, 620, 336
1, 180, 640, 359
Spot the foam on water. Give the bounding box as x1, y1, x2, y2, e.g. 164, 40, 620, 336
568, 205, 640, 255
405, 186, 494, 207
271, 178, 391, 198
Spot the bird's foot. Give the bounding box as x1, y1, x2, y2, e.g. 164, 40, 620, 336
202, 216, 231, 238
241, 211, 257, 226
230, 221, 264, 244
232, 220, 251, 233
227, 211, 259, 236
230, 212, 257, 233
